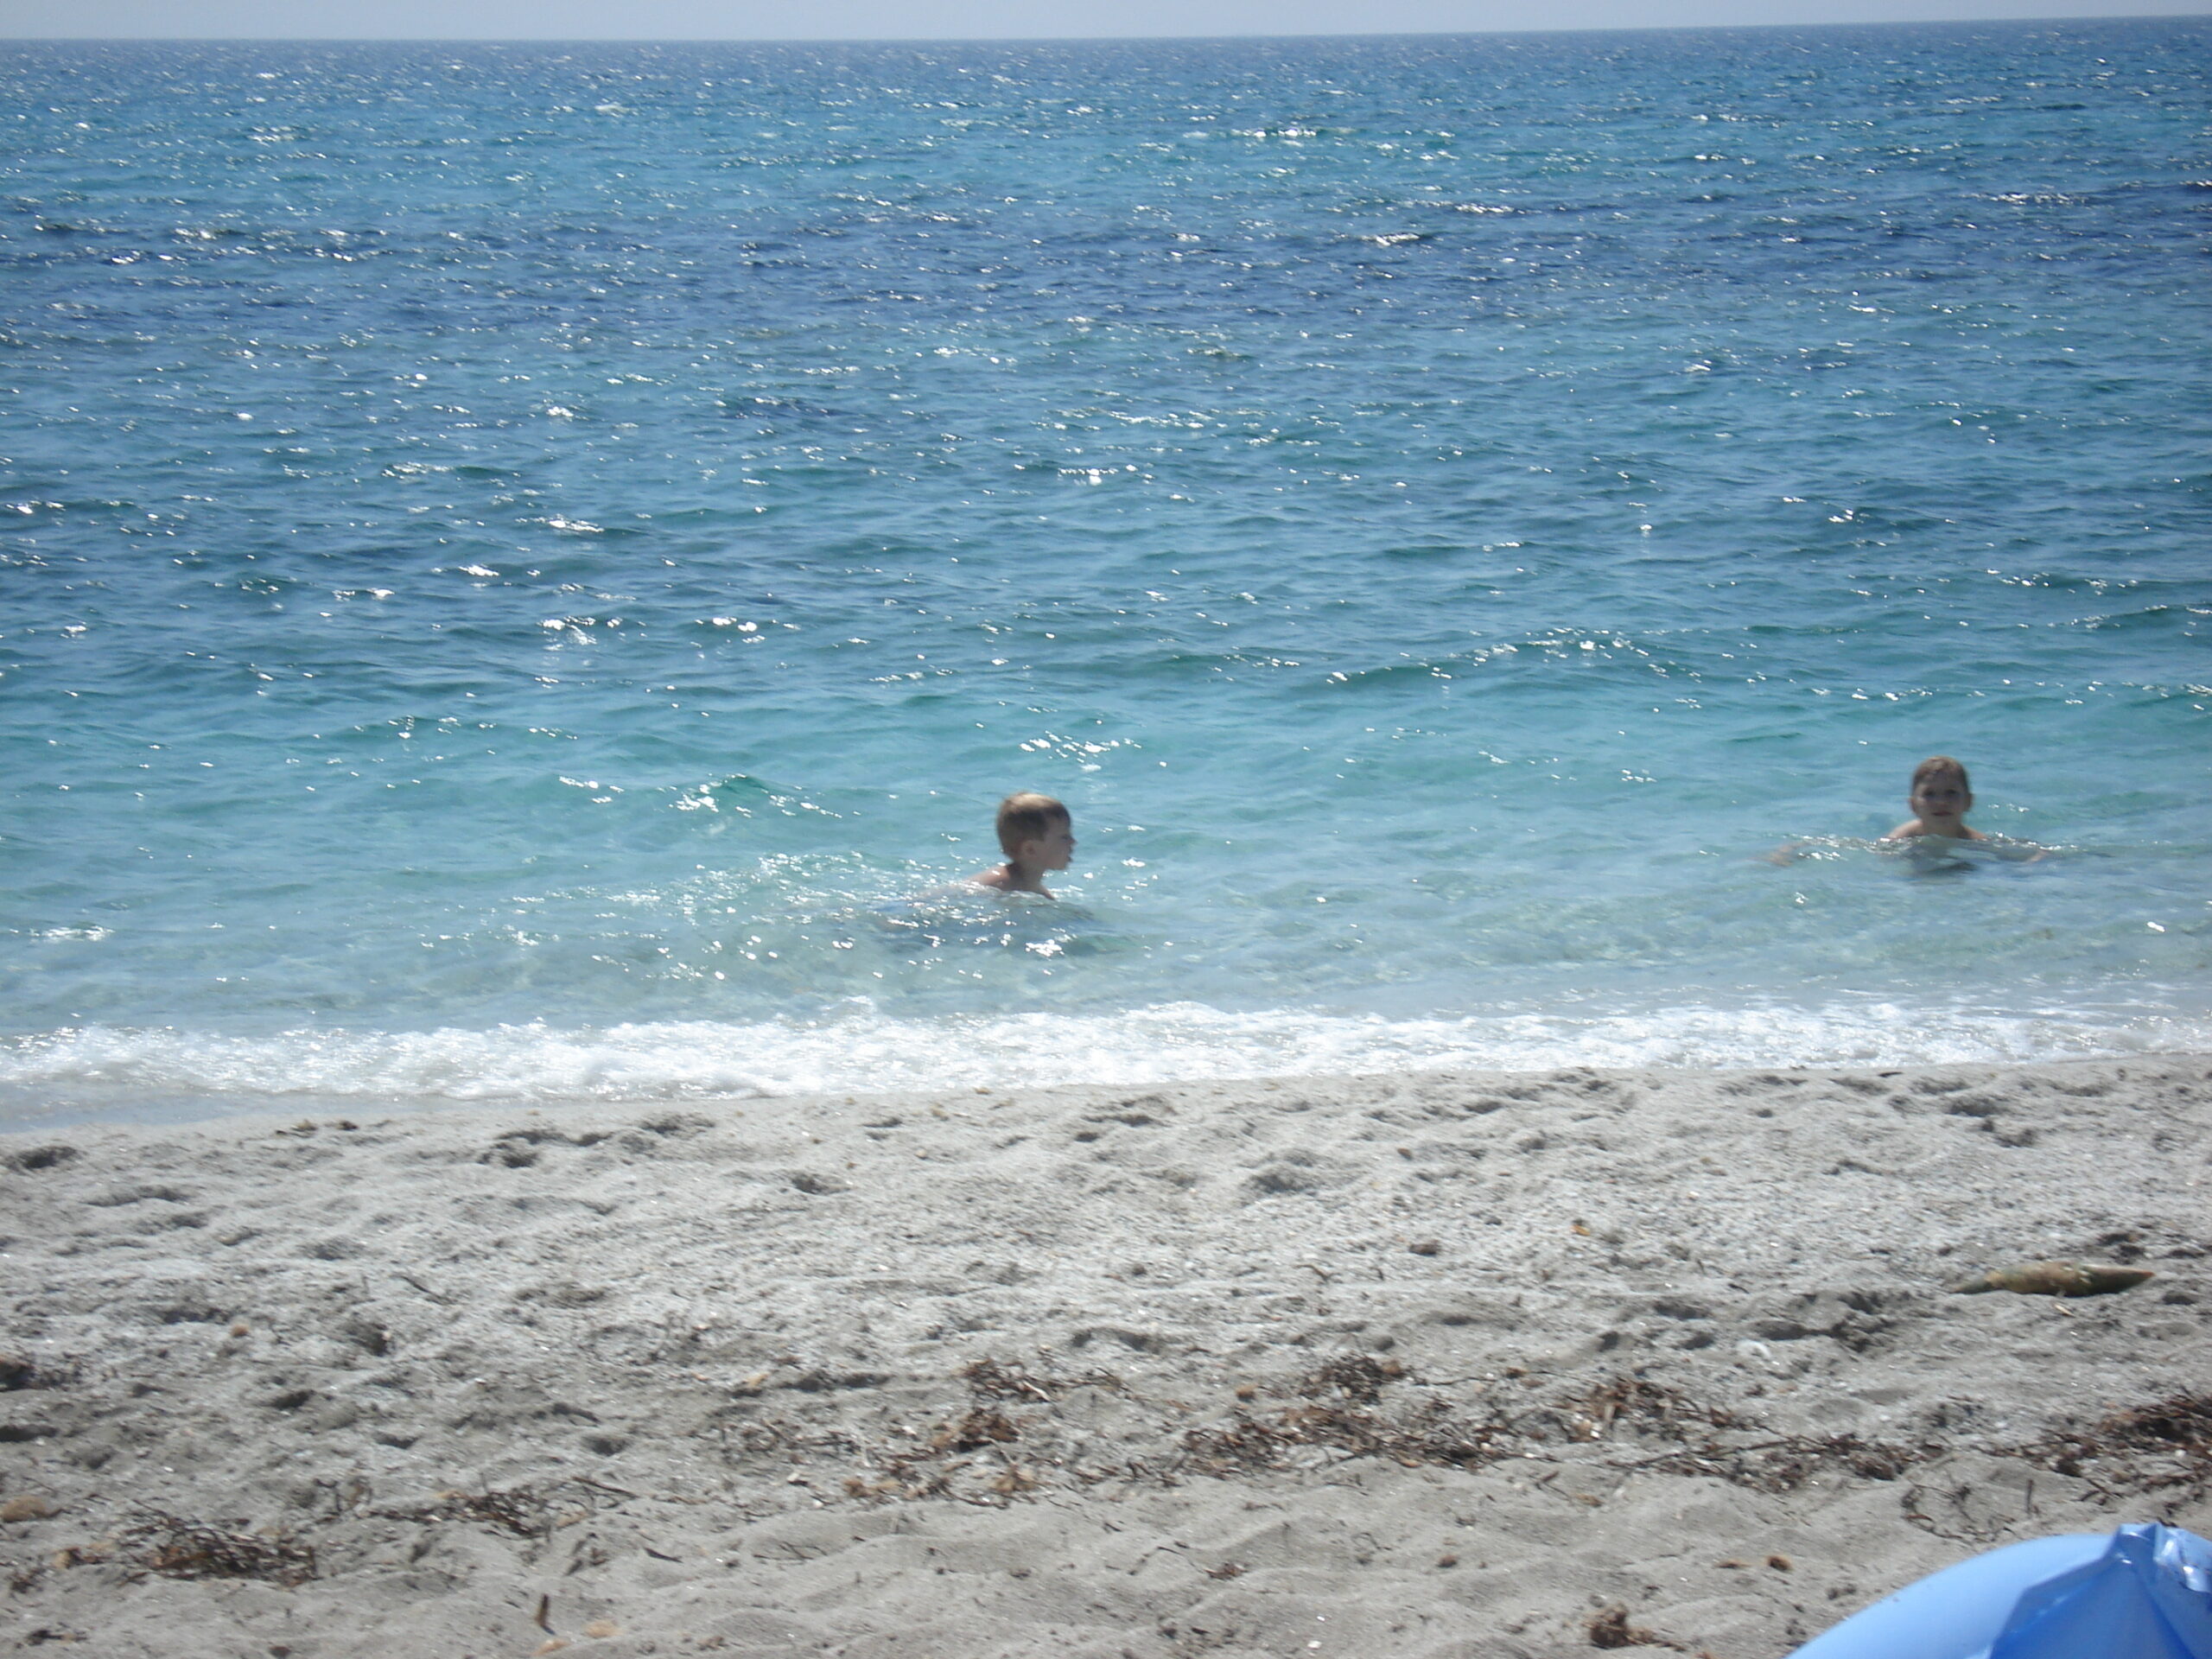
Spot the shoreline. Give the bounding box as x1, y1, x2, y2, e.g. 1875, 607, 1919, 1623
2, 1052, 2207, 1656
7, 990, 2210, 1141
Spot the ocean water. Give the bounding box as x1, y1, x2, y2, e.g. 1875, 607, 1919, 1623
3, 22, 2208, 1128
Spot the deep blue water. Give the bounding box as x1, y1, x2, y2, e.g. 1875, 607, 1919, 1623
3, 22, 2208, 1125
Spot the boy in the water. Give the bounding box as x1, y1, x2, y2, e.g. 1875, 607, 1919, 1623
1883, 754, 1986, 842
970, 792, 1077, 896
1768, 753, 2035, 863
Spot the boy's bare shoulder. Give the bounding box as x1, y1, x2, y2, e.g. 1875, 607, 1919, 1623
970, 864, 1052, 894
1883, 819, 1989, 842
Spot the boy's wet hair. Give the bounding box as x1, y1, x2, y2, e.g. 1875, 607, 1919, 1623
995, 791, 1070, 855
1911, 754, 1970, 791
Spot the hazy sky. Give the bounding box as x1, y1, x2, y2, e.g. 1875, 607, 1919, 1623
3, 0, 2205, 40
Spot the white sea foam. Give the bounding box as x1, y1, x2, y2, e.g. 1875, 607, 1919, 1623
3, 999, 2205, 1128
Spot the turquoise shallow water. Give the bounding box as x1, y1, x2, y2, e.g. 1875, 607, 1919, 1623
3, 24, 2209, 1127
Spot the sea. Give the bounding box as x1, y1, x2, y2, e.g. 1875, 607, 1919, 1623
3, 22, 2208, 1130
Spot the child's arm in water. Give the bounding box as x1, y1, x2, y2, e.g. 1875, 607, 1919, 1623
1878, 825, 2052, 863
1881, 817, 1988, 842
1764, 832, 2049, 866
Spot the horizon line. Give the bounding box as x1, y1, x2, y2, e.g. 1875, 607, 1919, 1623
6, 11, 2209, 45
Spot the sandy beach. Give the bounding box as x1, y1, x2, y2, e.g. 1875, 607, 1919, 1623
1, 1052, 2207, 1657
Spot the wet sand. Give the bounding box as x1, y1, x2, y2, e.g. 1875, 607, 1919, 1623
2, 1053, 2208, 1657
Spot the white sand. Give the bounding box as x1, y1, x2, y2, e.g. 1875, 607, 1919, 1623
1, 1053, 2208, 1658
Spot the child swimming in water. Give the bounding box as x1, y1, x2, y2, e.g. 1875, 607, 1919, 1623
1767, 754, 2043, 864
1883, 754, 1986, 843
1879, 754, 2050, 865
969, 791, 1077, 897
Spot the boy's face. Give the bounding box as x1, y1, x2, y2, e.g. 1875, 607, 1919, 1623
1910, 776, 1971, 826
1020, 820, 1077, 871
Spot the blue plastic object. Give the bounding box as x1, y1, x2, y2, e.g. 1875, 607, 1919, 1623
1791, 1524, 2212, 1659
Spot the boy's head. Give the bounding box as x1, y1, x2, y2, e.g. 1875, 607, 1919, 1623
995, 791, 1074, 869
1908, 755, 1972, 823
